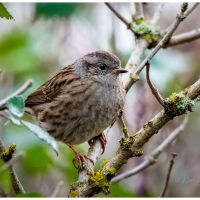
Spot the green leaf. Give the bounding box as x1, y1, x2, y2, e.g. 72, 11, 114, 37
22, 144, 52, 174
21, 120, 59, 156
0, 3, 13, 20
6, 111, 21, 125
5, 110, 59, 156
7, 95, 25, 118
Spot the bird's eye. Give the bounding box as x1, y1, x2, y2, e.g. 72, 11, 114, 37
97, 63, 107, 70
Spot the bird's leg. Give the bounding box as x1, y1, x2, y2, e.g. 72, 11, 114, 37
88, 132, 107, 154
66, 143, 94, 169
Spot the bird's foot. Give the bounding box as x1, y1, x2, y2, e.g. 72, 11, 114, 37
88, 132, 107, 154
73, 152, 94, 170
66, 143, 94, 169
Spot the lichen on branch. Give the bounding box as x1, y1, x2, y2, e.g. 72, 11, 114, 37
1, 144, 16, 162
131, 17, 162, 47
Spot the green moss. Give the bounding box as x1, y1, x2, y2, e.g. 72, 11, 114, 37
164, 92, 194, 116
120, 136, 143, 157
69, 189, 79, 197
120, 136, 135, 150
69, 182, 81, 197
108, 167, 116, 176
1, 144, 16, 162
131, 17, 161, 47
122, 127, 128, 135
102, 159, 109, 167
89, 169, 111, 195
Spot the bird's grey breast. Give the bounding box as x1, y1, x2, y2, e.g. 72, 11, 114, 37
63, 79, 124, 144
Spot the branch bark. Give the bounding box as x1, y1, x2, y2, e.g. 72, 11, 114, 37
168, 28, 200, 46
111, 117, 188, 183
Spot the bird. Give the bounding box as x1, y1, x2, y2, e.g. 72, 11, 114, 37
25, 51, 127, 168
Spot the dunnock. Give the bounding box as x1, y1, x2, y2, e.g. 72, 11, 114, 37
25, 51, 127, 167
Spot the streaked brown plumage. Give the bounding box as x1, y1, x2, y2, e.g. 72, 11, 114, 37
25, 51, 127, 166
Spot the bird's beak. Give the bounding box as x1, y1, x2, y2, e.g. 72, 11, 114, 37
113, 68, 128, 75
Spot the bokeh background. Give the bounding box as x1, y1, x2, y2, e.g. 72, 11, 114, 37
0, 2, 200, 197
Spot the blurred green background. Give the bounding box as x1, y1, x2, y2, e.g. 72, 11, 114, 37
0, 2, 200, 197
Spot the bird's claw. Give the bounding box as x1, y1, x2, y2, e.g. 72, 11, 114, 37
89, 132, 107, 154
73, 152, 94, 170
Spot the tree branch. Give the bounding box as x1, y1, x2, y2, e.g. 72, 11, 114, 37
0, 79, 33, 110
9, 167, 25, 194
126, 3, 199, 91
104, 3, 134, 34
168, 28, 200, 47
111, 117, 187, 183
146, 61, 165, 107
151, 3, 165, 25
160, 152, 177, 197
102, 78, 199, 174
0, 152, 25, 174
131, 3, 144, 19
69, 76, 199, 197
0, 139, 25, 194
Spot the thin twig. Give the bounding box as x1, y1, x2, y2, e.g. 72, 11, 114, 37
118, 116, 129, 138
0, 152, 25, 174
0, 139, 25, 194
160, 152, 177, 197
9, 167, 25, 194
51, 181, 65, 197
125, 3, 199, 91
131, 3, 144, 19
184, 3, 199, 16
0, 79, 33, 110
168, 28, 200, 47
111, 117, 187, 183
146, 61, 165, 107
151, 3, 165, 25
117, 110, 129, 137
105, 3, 135, 34
135, 3, 198, 74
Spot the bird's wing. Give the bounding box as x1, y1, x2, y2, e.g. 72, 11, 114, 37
25, 65, 79, 107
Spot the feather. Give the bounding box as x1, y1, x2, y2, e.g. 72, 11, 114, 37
25, 65, 76, 107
